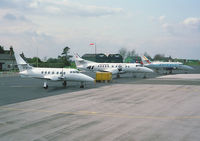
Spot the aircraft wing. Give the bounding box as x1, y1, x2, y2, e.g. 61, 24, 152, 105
43, 75, 64, 81
102, 68, 120, 74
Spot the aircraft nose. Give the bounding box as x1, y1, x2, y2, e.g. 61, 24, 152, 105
82, 74, 95, 82
143, 67, 154, 73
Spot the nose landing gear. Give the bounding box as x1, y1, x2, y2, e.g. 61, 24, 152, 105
43, 81, 48, 89
63, 81, 67, 87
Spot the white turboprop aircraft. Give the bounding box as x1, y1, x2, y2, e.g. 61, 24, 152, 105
74, 54, 153, 77
141, 56, 194, 74
15, 53, 94, 89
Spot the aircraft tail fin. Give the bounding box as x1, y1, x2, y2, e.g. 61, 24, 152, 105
15, 53, 32, 72
141, 56, 151, 65
74, 53, 93, 67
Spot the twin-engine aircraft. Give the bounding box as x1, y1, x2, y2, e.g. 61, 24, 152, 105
15, 54, 94, 89
141, 56, 193, 74
74, 54, 153, 77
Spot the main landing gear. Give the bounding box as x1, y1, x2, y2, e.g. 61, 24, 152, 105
63, 81, 67, 87
80, 82, 85, 88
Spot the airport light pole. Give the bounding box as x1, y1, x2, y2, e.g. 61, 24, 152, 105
95, 43, 96, 55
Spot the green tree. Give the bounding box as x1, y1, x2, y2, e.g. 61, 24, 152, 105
127, 49, 136, 57
9, 46, 14, 56
61, 46, 72, 66
154, 54, 165, 61
0, 45, 4, 53
118, 48, 127, 61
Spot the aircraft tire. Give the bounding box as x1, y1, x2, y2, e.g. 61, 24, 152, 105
44, 85, 48, 89
63, 81, 67, 87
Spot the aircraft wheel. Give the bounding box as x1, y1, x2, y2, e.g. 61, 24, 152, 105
43, 82, 48, 89
80, 82, 84, 88
63, 81, 67, 86
44, 85, 48, 89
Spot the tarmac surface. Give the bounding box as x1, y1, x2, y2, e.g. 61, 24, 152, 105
0, 72, 200, 141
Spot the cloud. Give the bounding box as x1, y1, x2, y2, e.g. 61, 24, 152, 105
44, 6, 61, 14
0, 0, 124, 17
0, 10, 36, 34
162, 23, 175, 35
150, 15, 166, 23
183, 17, 200, 30
2, 12, 28, 21
3, 13, 17, 20
64, 3, 123, 17
156, 17, 200, 35
159, 16, 165, 22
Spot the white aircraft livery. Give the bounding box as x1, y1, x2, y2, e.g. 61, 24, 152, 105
74, 54, 153, 77
141, 56, 194, 74
15, 53, 94, 89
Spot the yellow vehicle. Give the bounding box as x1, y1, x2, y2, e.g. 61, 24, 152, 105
96, 72, 112, 83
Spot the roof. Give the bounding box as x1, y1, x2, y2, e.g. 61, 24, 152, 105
82, 54, 96, 58
82, 53, 107, 58
0, 54, 15, 60
108, 54, 122, 58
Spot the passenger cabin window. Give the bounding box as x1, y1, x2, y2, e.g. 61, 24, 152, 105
57, 72, 59, 74
41, 71, 43, 74
63, 72, 66, 75
52, 71, 54, 74
48, 71, 50, 74
45, 71, 47, 74
60, 72, 62, 74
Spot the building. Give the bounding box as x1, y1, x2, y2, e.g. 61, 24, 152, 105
108, 54, 123, 63
82, 53, 109, 63
0, 47, 17, 71
82, 53, 123, 63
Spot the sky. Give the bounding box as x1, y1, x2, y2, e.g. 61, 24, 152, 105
0, 0, 200, 59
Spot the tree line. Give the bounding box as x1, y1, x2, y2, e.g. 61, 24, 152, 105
118, 48, 174, 62
23, 46, 74, 68
0, 45, 74, 68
